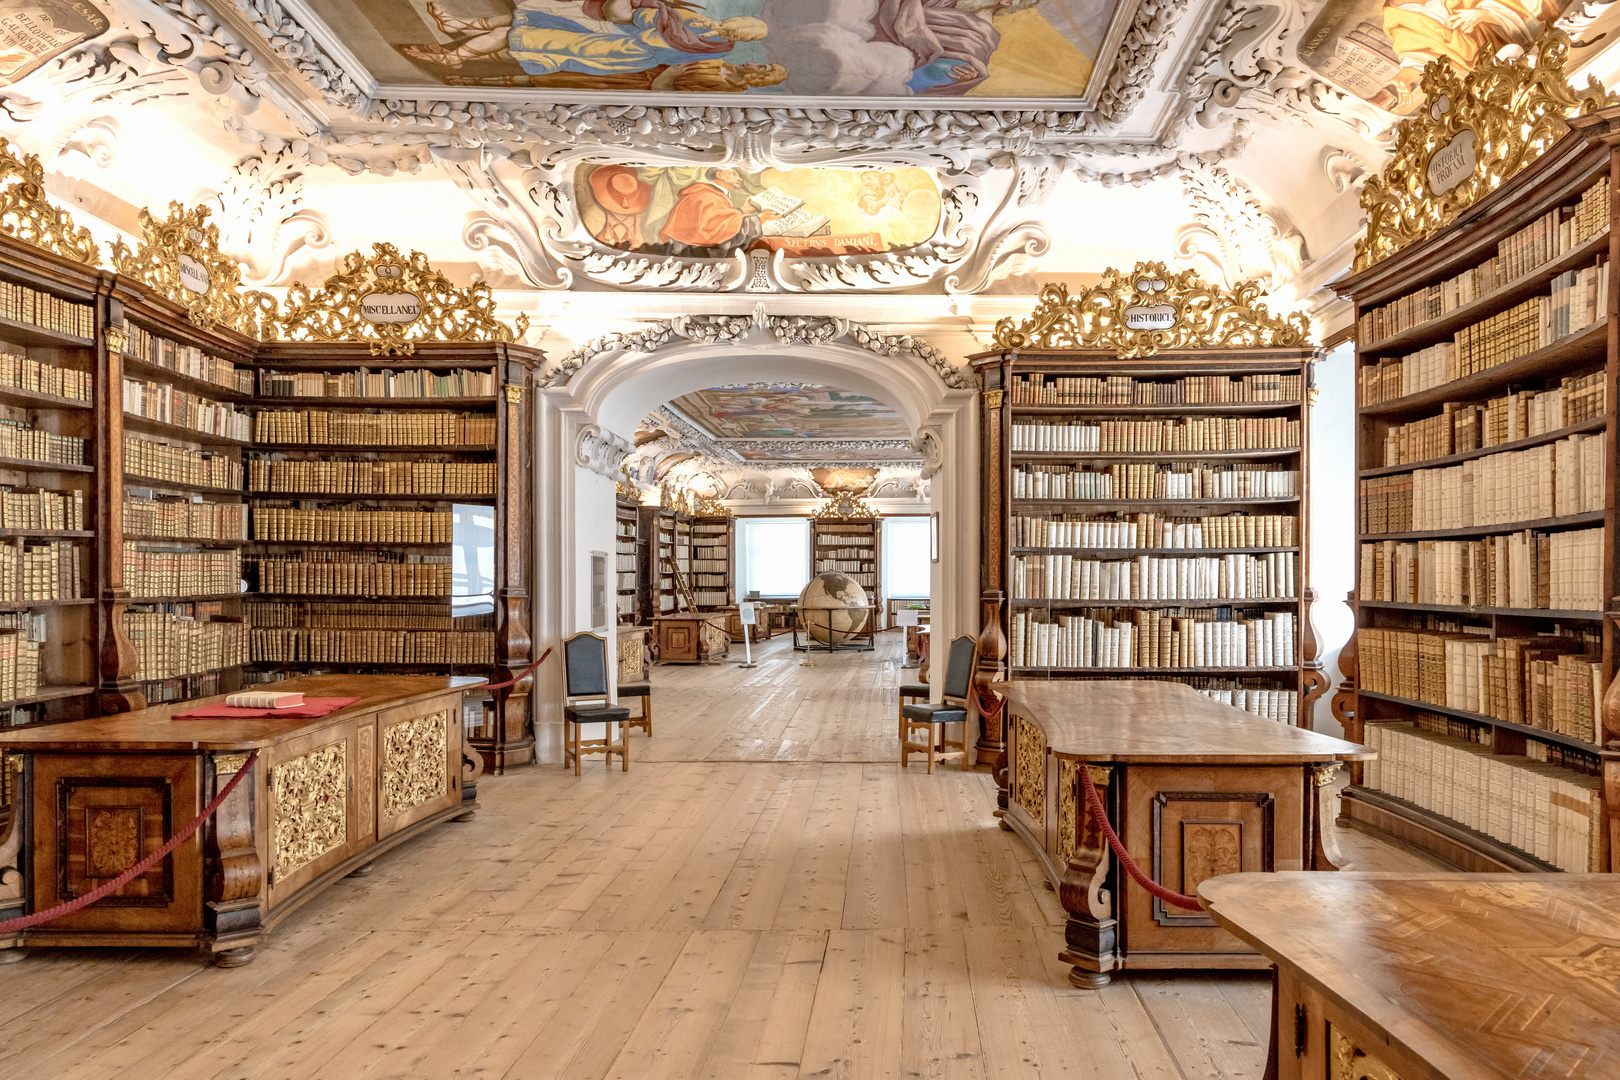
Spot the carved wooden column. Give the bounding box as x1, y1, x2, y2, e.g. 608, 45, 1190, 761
1299, 587, 1328, 730
1330, 590, 1361, 783
0, 750, 23, 948
1058, 761, 1119, 988
481, 353, 535, 772
975, 363, 1010, 772
1602, 628, 1620, 873
95, 293, 145, 715
205, 750, 263, 966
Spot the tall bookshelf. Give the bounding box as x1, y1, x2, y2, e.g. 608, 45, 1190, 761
1335, 46, 1620, 873
0, 230, 101, 726
972, 265, 1325, 734
644, 508, 680, 616
812, 517, 879, 615
615, 496, 641, 625
0, 170, 540, 771
691, 512, 732, 610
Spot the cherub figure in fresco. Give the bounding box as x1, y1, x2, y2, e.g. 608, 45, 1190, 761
402, 0, 766, 74
1381, 0, 1561, 71
869, 0, 1041, 95
856, 173, 904, 215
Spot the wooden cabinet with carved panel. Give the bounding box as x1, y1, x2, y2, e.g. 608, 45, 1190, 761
0, 674, 480, 964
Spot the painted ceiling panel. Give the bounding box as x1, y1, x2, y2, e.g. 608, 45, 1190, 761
305, 0, 1127, 99
672, 385, 911, 439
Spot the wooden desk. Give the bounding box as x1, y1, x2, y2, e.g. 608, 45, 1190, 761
654, 614, 729, 664
0, 674, 482, 965
1200, 873, 1620, 1080
995, 680, 1370, 987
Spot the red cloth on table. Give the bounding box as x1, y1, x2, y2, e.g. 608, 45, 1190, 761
172, 697, 361, 720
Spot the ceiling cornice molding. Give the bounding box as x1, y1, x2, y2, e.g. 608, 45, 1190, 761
542, 304, 974, 391
1173, 155, 1305, 293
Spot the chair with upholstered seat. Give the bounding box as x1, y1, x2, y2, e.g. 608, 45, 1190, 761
897, 680, 928, 743
900, 634, 976, 773
562, 631, 630, 774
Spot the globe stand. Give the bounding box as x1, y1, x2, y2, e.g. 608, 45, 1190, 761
792, 607, 876, 653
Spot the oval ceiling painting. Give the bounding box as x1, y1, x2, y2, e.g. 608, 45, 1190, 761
575, 164, 942, 258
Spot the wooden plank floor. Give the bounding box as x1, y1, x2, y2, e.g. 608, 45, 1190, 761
0, 632, 1440, 1079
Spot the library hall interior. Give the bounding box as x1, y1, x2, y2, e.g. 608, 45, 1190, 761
5, 0, 1620, 1077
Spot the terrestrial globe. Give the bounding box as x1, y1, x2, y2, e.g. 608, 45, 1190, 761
797, 571, 869, 646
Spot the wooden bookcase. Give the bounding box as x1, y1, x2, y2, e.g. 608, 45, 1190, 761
972, 265, 1326, 736
690, 514, 732, 611
615, 497, 640, 625
643, 508, 681, 617
0, 231, 101, 727
1334, 65, 1620, 872
0, 172, 540, 773
812, 517, 880, 623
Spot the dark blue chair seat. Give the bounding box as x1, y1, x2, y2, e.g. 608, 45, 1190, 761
900, 635, 976, 773
617, 682, 652, 697
565, 703, 631, 724
902, 703, 967, 725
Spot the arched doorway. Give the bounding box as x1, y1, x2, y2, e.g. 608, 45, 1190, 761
531, 322, 980, 764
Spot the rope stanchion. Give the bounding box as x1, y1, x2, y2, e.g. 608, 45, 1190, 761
0, 750, 260, 936
480, 647, 551, 691
1078, 762, 1204, 912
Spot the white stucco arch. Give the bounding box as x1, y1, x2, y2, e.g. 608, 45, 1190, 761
529, 330, 980, 765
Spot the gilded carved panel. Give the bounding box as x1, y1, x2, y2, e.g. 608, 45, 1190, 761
1010, 714, 1046, 823
357, 725, 375, 837
1057, 759, 1078, 866
381, 711, 449, 821
1331, 1030, 1405, 1080
273, 741, 348, 879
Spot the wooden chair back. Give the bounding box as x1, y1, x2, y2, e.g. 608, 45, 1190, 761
942, 635, 977, 702
563, 632, 611, 701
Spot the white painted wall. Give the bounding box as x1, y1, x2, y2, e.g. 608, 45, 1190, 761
1309, 342, 1357, 736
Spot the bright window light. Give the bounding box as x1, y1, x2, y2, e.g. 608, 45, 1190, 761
882, 516, 931, 599
738, 517, 810, 598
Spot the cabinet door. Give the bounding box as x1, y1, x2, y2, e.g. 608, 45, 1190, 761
266, 721, 364, 909
376, 694, 462, 841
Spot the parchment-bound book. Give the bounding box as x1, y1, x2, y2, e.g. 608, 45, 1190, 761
225, 691, 306, 709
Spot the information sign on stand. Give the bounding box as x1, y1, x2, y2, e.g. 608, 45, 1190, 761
738, 602, 757, 668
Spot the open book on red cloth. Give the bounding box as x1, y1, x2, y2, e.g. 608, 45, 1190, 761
172, 697, 361, 720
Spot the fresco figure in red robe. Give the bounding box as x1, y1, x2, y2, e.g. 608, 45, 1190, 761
658, 169, 778, 257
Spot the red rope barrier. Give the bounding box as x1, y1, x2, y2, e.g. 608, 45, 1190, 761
481, 647, 551, 691
0, 750, 260, 936
1078, 762, 1204, 912
970, 681, 1005, 723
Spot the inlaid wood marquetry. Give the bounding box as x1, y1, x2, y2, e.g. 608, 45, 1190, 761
381, 711, 448, 820
272, 740, 347, 879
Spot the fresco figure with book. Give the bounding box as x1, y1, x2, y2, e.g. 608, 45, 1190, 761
576, 163, 941, 258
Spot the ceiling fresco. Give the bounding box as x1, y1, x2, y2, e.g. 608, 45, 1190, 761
576, 164, 940, 258
306, 0, 1126, 98
671, 385, 911, 440
1299, 0, 1571, 115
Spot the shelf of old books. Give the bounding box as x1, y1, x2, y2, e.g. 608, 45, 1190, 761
972, 265, 1324, 730
615, 497, 640, 625
1333, 76, 1620, 871
114, 289, 257, 708
0, 234, 99, 723
691, 515, 732, 610
812, 518, 879, 624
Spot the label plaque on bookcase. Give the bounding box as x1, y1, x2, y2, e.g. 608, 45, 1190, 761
991, 261, 1309, 359
1355, 27, 1613, 271
278, 243, 528, 356
108, 202, 279, 338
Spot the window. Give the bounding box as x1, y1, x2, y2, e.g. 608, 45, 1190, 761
882, 516, 931, 599
451, 503, 495, 618
737, 517, 810, 598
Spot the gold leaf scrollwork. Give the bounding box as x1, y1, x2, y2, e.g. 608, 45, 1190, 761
280, 242, 528, 356
272, 740, 347, 879
615, 478, 641, 502
694, 493, 732, 517
1331, 1030, 1406, 1080
1010, 714, 1046, 822
1355, 28, 1613, 270
812, 494, 876, 521
109, 202, 281, 339
1057, 758, 1078, 865
381, 710, 449, 820
0, 138, 99, 266
992, 262, 1311, 359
